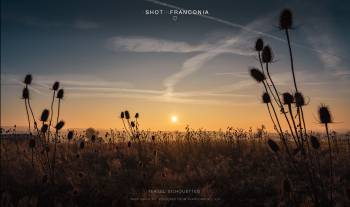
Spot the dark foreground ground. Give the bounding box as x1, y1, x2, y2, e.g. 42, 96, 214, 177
1, 131, 350, 207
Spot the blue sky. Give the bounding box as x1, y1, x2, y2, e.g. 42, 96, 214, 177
1, 0, 350, 130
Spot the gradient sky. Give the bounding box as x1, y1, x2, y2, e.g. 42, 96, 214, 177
1, 0, 350, 131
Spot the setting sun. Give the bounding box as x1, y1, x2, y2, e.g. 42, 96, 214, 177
171, 115, 178, 123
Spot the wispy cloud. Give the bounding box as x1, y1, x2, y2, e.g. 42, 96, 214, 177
162, 16, 271, 94
108, 36, 213, 53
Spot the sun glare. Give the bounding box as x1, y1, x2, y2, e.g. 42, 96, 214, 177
171, 115, 178, 123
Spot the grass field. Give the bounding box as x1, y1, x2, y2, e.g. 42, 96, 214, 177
1, 128, 350, 207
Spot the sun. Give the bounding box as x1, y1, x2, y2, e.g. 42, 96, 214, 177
171, 115, 178, 123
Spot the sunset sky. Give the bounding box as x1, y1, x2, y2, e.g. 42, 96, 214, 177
1, 0, 350, 131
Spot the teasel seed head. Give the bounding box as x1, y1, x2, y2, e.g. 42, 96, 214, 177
279, 9, 293, 30
131, 121, 135, 128
124, 110, 130, 119
319, 105, 332, 124
22, 88, 29, 99
40, 109, 50, 122
67, 130, 74, 140
262, 46, 273, 63
294, 92, 305, 107
250, 68, 266, 83
267, 139, 279, 152
282, 92, 294, 105
310, 135, 320, 149
24, 74, 33, 85
55, 121, 65, 130
135, 113, 139, 118
29, 138, 36, 149
52, 81, 60, 91
41, 124, 48, 133
152, 135, 155, 141
120, 111, 125, 119
56, 89, 64, 99
255, 38, 264, 52
262, 92, 271, 104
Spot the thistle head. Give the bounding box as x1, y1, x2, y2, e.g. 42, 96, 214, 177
262, 92, 271, 104
262, 46, 273, 63
22, 88, 29, 99
130, 121, 135, 128
282, 92, 294, 105
40, 109, 50, 122
120, 111, 125, 119
55, 121, 65, 130
310, 135, 320, 149
279, 9, 293, 30
52, 81, 60, 91
267, 139, 279, 152
294, 92, 305, 107
319, 105, 332, 124
24, 74, 32, 85
124, 110, 130, 119
255, 38, 264, 52
250, 68, 266, 83
57, 89, 64, 99
135, 113, 139, 119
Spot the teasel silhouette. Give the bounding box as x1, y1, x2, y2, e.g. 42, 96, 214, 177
120, 111, 132, 138
279, 9, 308, 145
67, 130, 74, 141
253, 46, 298, 152
319, 104, 334, 203
255, 39, 279, 106
40, 109, 50, 144
250, 67, 291, 156
282, 92, 300, 147
23, 74, 38, 132
48, 81, 60, 137
56, 89, 64, 125
22, 87, 31, 133
48, 119, 65, 185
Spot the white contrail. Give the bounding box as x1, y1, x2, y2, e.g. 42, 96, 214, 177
144, 0, 344, 59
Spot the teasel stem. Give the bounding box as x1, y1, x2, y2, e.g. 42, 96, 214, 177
121, 119, 133, 138
258, 52, 280, 108
285, 29, 298, 92
56, 99, 61, 125
27, 98, 38, 133
24, 99, 31, 134
266, 63, 299, 145
285, 29, 307, 146
262, 82, 291, 156
48, 91, 56, 139
325, 123, 333, 204
287, 104, 301, 148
